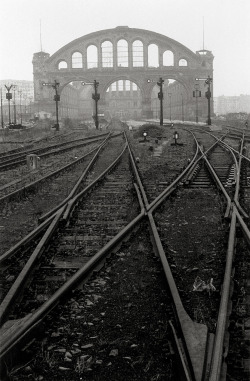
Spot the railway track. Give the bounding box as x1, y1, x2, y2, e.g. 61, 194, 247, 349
0, 123, 250, 380
0, 139, 102, 201
0, 133, 108, 172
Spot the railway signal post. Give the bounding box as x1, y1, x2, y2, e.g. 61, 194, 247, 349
147, 78, 164, 126
157, 78, 164, 126
82, 80, 100, 129
5, 85, 13, 126
193, 84, 201, 123
42, 80, 60, 131
92, 80, 100, 129
195, 75, 213, 126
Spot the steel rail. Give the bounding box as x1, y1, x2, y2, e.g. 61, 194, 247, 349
0, 143, 101, 206
38, 133, 112, 222
126, 132, 201, 380
234, 206, 250, 245
0, 133, 109, 163
0, 205, 67, 325
208, 132, 249, 219
205, 132, 250, 380
0, 133, 120, 264
1, 126, 246, 380
0, 213, 145, 365
125, 132, 149, 208
208, 205, 237, 381
233, 131, 248, 217
39, 132, 124, 222
148, 210, 203, 381
147, 142, 199, 212
0, 214, 55, 264
147, 131, 227, 213
63, 135, 127, 221
0, 136, 107, 171
0, 135, 130, 324
0, 137, 146, 369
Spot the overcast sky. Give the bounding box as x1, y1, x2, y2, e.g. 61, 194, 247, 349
1, 0, 249, 97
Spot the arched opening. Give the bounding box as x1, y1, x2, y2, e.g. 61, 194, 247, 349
101, 41, 113, 68
148, 44, 159, 67
117, 39, 128, 67
132, 40, 143, 67
151, 78, 189, 121
179, 59, 188, 66
58, 61, 68, 70
60, 81, 100, 123
72, 52, 83, 68
87, 45, 98, 68
163, 50, 174, 66
105, 79, 142, 120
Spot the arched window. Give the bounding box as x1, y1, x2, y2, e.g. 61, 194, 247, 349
106, 80, 139, 93
118, 80, 123, 91
101, 41, 113, 67
132, 82, 137, 91
58, 61, 67, 70
87, 45, 98, 68
132, 40, 143, 67
179, 59, 187, 66
163, 50, 174, 66
148, 44, 159, 67
72, 52, 83, 68
111, 82, 116, 91
117, 39, 128, 67
125, 80, 130, 91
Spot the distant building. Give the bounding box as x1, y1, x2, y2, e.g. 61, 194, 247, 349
214, 95, 250, 115
0, 79, 34, 123
0, 79, 34, 105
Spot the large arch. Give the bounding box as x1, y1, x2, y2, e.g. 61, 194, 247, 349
33, 26, 214, 119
